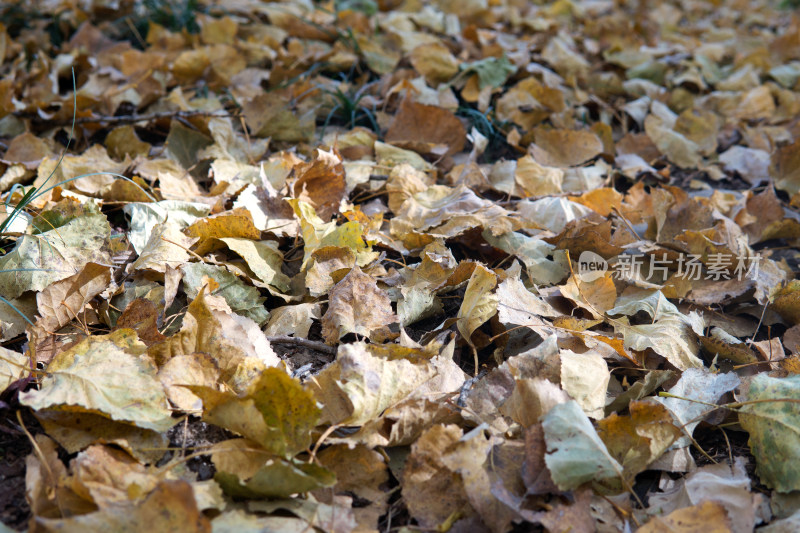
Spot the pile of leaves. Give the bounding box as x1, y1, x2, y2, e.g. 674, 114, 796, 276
3, 0, 800, 531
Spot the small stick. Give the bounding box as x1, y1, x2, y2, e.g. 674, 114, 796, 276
18, 109, 236, 127
267, 335, 336, 356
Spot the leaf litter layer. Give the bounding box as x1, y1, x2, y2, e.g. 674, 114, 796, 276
2, 0, 800, 531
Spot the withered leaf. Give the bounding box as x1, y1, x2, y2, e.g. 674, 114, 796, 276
321, 266, 397, 344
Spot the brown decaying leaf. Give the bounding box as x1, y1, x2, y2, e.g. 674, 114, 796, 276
291, 148, 346, 221
36, 262, 111, 332
385, 98, 466, 157
596, 401, 681, 487
321, 265, 398, 344
115, 298, 167, 347
530, 128, 604, 168
638, 501, 732, 533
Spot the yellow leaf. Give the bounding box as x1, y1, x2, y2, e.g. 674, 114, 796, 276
20, 329, 175, 433
310, 342, 437, 426
190, 367, 318, 458
596, 401, 681, 489
148, 289, 280, 393
184, 208, 261, 256
457, 264, 497, 347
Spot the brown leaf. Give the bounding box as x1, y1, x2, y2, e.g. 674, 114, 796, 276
65, 444, 160, 509
773, 138, 800, 196
499, 378, 570, 428
35, 480, 211, 532
638, 501, 732, 533
521, 424, 559, 495
548, 218, 626, 259
242, 94, 314, 142
36, 262, 111, 332
34, 410, 169, 464
313, 445, 389, 530
2, 132, 52, 169
291, 148, 346, 221
321, 266, 397, 344
25, 434, 90, 519
402, 424, 475, 529
115, 298, 167, 347
385, 98, 466, 157
530, 128, 604, 167
596, 401, 681, 488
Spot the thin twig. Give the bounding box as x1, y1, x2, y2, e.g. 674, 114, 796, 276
17, 109, 237, 127
267, 335, 337, 355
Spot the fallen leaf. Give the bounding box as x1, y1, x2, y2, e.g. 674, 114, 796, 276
385, 98, 466, 157
639, 501, 732, 533
321, 266, 397, 344
410, 42, 460, 86
148, 288, 280, 392
0, 345, 27, 391
20, 329, 175, 433
608, 289, 705, 370
219, 237, 291, 293
456, 263, 497, 349
184, 208, 261, 256
190, 367, 318, 458
542, 400, 623, 491
739, 374, 800, 492
36, 262, 111, 332
181, 262, 269, 325
654, 368, 740, 448
35, 480, 211, 532
291, 148, 346, 221
499, 378, 570, 427
530, 128, 604, 168
313, 444, 389, 530
216, 459, 335, 499
158, 353, 220, 412
115, 298, 167, 347
310, 341, 437, 426
596, 401, 681, 490
0, 200, 113, 299
560, 350, 610, 419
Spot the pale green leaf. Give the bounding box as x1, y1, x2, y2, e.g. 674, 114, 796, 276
739, 374, 800, 492
182, 262, 269, 325
219, 237, 291, 292
0, 203, 112, 299
542, 400, 622, 490
216, 459, 335, 499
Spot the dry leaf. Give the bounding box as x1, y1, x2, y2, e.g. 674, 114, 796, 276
36, 262, 111, 332
321, 266, 397, 344
385, 98, 466, 157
